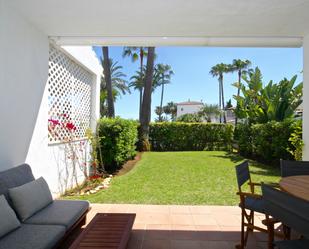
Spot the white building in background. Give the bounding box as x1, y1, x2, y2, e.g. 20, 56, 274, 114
176, 100, 204, 118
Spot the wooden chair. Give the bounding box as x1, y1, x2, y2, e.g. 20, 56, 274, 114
280, 159, 309, 177
235, 161, 269, 249
261, 184, 309, 249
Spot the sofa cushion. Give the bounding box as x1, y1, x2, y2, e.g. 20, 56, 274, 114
0, 223, 65, 249
9, 177, 53, 221
25, 200, 89, 230
0, 164, 34, 204
0, 195, 21, 238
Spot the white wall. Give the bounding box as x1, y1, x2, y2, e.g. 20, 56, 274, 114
0, 1, 101, 195
0, 0, 49, 169
26, 45, 102, 196
177, 104, 203, 118
303, 36, 309, 160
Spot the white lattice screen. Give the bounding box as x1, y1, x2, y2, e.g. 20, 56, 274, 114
48, 44, 93, 143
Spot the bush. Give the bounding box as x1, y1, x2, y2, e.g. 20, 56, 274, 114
234, 123, 252, 157
97, 118, 138, 172
176, 113, 203, 123
149, 122, 233, 151
235, 120, 302, 163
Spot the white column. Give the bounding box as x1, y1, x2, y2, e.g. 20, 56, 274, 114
303, 35, 309, 160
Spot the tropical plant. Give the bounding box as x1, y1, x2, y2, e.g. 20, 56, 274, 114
139, 47, 156, 151
230, 59, 252, 125
177, 113, 203, 123
154, 64, 174, 121
234, 67, 303, 124
163, 102, 177, 121
100, 59, 129, 117
102, 46, 114, 117
123, 47, 148, 120
210, 63, 231, 123
287, 122, 304, 160
226, 99, 233, 109
199, 104, 221, 122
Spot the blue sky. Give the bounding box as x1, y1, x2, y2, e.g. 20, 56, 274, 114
93, 46, 303, 120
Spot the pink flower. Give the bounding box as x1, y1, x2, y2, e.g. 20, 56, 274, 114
66, 122, 76, 131
48, 119, 60, 125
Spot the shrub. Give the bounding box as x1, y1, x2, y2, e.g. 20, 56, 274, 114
149, 122, 233, 151
176, 113, 203, 123
235, 120, 302, 163
234, 123, 252, 157
97, 118, 138, 172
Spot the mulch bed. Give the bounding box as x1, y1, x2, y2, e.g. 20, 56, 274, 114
115, 152, 143, 176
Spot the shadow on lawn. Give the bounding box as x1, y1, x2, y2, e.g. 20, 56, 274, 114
209, 152, 244, 163
210, 152, 280, 177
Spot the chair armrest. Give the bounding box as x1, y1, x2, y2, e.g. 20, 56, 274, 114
248, 182, 261, 187
262, 217, 280, 226
264, 182, 280, 188
236, 192, 262, 199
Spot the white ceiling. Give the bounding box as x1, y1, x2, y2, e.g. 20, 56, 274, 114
9, 0, 309, 46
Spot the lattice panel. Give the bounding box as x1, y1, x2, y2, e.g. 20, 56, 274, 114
48, 45, 93, 143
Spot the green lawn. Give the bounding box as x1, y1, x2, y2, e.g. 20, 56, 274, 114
66, 151, 280, 205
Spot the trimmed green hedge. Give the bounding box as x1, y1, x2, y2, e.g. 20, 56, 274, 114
97, 118, 138, 172
234, 120, 302, 163
149, 122, 234, 151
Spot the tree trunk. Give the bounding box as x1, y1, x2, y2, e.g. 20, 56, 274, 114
220, 75, 227, 123
139, 89, 143, 121
139, 48, 144, 121
159, 82, 165, 121
235, 70, 241, 126
140, 47, 155, 146
102, 46, 115, 118
218, 79, 222, 123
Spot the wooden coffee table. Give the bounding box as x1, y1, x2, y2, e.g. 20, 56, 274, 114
69, 213, 136, 249
279, 175, 309, 201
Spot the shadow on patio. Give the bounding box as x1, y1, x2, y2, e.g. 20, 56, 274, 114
62, 204, 269, 249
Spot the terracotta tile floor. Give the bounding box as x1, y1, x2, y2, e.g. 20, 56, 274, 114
78, 204, 270, 249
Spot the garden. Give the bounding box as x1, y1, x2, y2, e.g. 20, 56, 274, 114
62, 52, 303, 206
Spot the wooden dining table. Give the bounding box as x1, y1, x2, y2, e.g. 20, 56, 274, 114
279, 175, 309, 201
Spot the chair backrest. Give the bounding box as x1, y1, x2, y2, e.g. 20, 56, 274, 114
280, 159, 309, 177
0, 164, 34, 203
262, 184, 309, 238
235, 161, 250, 189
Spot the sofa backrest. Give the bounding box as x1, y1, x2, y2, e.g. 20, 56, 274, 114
0, 164, 35, 203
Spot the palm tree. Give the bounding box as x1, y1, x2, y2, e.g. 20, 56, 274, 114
102, 46, 114, 117
210, 63, 230, 123
129, 70, 144, 110
199, 104, 221, 122
100, 59, 129, 117
140, 47, 155, 150
154, 64, 174, 121
163, 102, 177, 121
123, 47, 148, 120
230, 59, 251, 125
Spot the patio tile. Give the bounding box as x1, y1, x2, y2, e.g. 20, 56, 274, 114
169, 205, 191, 214
194, 225, 227, 241
137, 213, 171, 225
200, 241, 234, 249
213, 213, 240, 227
63, 204, 269, 249
192, 214, 218, 226
189, 205, 211, 214
170, 225, 197, 240
170, 214, 194, 225
142, 205, 170, 214
145, 224, 172, 240
142, 239, 171, 249
127, 237, 143, 249
171, 240, 203, 249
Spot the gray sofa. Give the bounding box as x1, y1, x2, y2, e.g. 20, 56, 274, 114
0, 164, 90, 249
